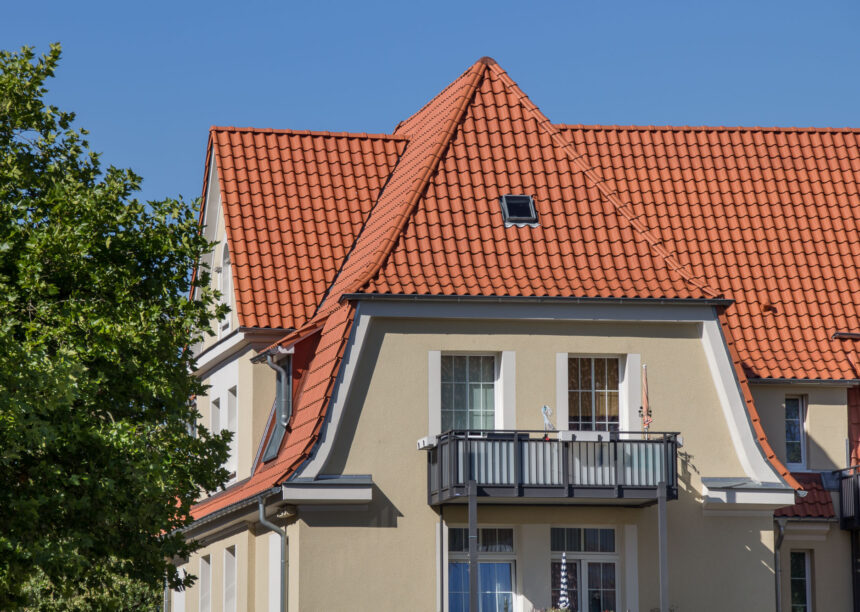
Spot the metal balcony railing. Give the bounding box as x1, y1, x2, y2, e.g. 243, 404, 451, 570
427, 429, 679, 505
837, 467, 860, 530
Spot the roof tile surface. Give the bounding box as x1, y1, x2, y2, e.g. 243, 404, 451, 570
774, 472, 835, 518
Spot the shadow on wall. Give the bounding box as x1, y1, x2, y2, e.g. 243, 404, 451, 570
299, 484, 403, 528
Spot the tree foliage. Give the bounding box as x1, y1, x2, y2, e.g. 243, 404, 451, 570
0, 44, 230, 607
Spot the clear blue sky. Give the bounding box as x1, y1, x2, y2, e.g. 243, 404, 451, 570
3, 1, 859, 203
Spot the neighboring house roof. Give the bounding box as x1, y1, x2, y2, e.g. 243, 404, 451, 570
775, 472, 835, 519
208, 128, 406, 330
193, 57, 857, 520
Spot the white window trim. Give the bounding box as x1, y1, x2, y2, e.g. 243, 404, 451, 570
199, 555, 211, 612
428, 350, 515, 438
219, 241, 232, 337
223, 545, 237, 612
785, 396, 807, 470
556, 353, 638, 434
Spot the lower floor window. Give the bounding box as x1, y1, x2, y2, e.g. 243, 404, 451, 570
551, 527, 617, 612
449, 562, 514, 612
448, 527, 515, 612
790, 550, 812, 612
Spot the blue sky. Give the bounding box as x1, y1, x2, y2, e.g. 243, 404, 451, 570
3, 1, 859, 203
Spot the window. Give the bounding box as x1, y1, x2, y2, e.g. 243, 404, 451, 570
199, 555, 211, 612
211, 391, 238, 480
220, 243, 232, 332
551, 528, 618, 612
785, 397, 806, 467
499, 194, 538, 224
172, 568, 186, 612
448, 527, 515, 612
441, 355, 496, 431
568, 357, 619, 431
263, 355, 292, 463
790, 551, 812, 612
224, 546, 237, 612
226, 387, 238, 477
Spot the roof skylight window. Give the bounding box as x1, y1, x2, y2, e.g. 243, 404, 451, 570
500, 194, 538, 225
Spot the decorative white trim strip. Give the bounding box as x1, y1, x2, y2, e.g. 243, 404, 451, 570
500, 351, 516, 429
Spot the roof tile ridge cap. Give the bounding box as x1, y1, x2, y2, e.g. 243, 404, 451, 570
717, 310, 802, 491
318, 62, 487, 312
209, 126, 402, 140
396, 58, 488, 134
488, 63, 720, 299
554, 123, 860, 134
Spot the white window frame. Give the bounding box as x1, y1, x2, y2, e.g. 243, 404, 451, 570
556, 354, 635, 434
219, 241, 232, 336
549, 525, 620, 612
428, 351, 515, 439
446, 525, 517, 612
224, 545, 237, 612
789, 549, 813, 612
199, 555, 211, 612
785, 396, 807, 470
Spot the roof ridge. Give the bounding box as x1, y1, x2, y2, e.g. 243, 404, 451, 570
487, 63, 721, 299
209, 126, 405, 140
556, 123, 860, 133
314, 59, 489, 314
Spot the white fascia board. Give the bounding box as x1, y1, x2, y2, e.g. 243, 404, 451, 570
280, 484, 373, 504
700, 315, 785, 484
702, 483, 795, 510
194, 331, 249, 378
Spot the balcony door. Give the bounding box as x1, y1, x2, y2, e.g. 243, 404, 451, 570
568, 357, 619, 432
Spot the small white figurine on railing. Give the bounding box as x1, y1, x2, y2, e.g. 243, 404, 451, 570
542, 405, 555, 440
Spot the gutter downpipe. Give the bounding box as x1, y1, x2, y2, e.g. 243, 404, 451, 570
267, 354, 291, 427
775, 518, 786, 612
259, 496, 288, 612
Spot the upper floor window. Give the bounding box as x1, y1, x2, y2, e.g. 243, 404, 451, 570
568, 357, 619, 431
220, 243, 232, 333
224, 546, 237, 612
212, 387, 238, 480
199, 555, 211, 612
441, 355, 496, 431
785, 396, 806, 468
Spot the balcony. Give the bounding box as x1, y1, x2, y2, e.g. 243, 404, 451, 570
427, 429, 679, 506
838, 468, 860, 530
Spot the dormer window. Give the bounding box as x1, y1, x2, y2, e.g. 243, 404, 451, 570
500, 194, 538, 225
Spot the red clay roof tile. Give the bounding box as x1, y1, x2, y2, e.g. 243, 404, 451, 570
193, 58, 859, 520
774, 472, 835, 519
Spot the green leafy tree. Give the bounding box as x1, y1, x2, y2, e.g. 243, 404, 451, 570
0, 44, 230, 608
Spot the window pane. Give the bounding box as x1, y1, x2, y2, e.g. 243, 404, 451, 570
580, 359, 592, 391
442, 382, 453, 411
449, 528, 466, 552
442, 356, 454, 383
454, 410, 468, 430
483, 384, 495, 413
786, 442, 802, 464
551, 560, 579, 611
580, 393, 593, 430
786, 421, 801, 443
567, 528, 582, 552
568, 357, 580, 390
588, 562, 601, 590
481, 528, 513, 553
453, 356, 467, 382
481, 356, 495, 382
551, 528, 566, 552
599, 529, 615, 553
595, 358, 606, 390
454, 384, 468, 412
469, 356, 482, 383
601, 562, 616, 589
607, 359, 619, 389
470, 384, 484, 413
785, 397, 800, 420
584, 529, 600, 552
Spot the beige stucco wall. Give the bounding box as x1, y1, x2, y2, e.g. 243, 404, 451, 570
290, 317, 777, 611
776, 520, 851, 611
753, 384, 849, 471
178, 529, 255, 612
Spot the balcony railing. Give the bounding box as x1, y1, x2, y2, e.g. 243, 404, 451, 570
427, 429, 679, 505
838, 467, 860, 530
